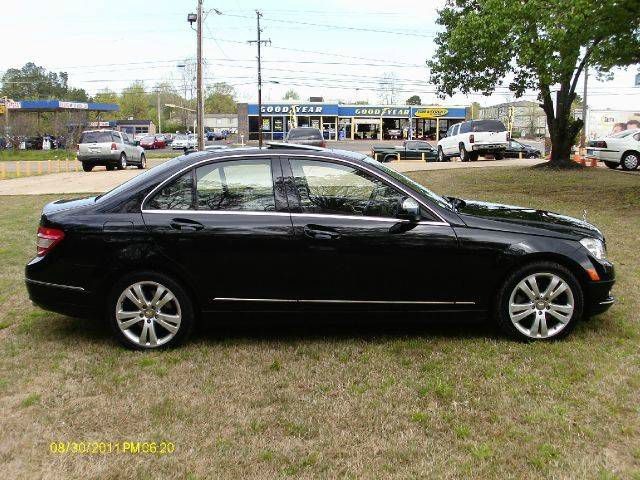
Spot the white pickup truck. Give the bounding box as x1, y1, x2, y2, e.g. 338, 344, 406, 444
437, 119, 510, 162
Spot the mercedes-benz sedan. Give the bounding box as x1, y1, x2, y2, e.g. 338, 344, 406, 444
26, 144, 615, 349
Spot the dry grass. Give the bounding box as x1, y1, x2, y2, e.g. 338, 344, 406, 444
0, 167, 639, 479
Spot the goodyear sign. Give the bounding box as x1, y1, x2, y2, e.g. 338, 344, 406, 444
414, 107, 449, 119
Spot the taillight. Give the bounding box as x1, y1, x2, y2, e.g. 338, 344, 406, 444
595, 141, 607, 148
469, 134, 475, 143
111, 142, 117, 150
36, 227, 64, 256
320, 141, 327, 148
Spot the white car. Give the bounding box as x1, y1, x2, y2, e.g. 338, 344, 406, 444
586, 128, 640, 171
437, 119, 509, 162
171, 134, 197, 150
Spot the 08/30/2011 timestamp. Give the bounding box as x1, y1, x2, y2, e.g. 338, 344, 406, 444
49, 441, 175, 455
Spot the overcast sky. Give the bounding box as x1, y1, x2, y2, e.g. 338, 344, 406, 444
2, 0, 639, 109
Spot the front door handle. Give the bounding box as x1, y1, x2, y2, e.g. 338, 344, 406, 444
170, 218, 204, 231
303, 225, 340, 240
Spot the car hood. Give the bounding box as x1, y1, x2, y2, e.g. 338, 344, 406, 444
456, 199, 603, 241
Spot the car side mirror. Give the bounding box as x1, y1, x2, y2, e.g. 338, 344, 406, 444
398, 197, 421, 222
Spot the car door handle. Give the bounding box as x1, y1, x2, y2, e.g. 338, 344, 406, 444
170, 218, 204, 231
303, 225, 341, 240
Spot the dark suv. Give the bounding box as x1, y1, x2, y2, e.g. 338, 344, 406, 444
26, 145, 614, 349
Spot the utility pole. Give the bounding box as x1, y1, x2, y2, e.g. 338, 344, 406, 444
580, 65, 588, 149
3, 97, 8, 137
196, 0, 205, 151
156, 89, 162, 134
248, 10, 271, 148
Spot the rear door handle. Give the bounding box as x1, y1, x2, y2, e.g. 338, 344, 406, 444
303, 225, 340, 240
170, 218, 204, 231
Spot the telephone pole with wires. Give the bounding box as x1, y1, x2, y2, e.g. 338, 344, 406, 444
248, 10, 271, 147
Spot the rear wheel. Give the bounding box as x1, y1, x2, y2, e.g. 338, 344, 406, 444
82, 163, 93, 172
438, 147, 447, 162
117, 153, 127, 170
459, 144, 469, 162
495, 262, 583, 341
621, 152, 639, 171
383, 154, 396, 163
106, 164, 115, 171
603, 161, 619, 169
494, 153, 504, 160
107, 272, 194, 350
469, 152, 479, 162
138, 154, 147, 169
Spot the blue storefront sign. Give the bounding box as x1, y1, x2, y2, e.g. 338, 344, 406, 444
247, 103, 339, 115
247, 103, 466, 119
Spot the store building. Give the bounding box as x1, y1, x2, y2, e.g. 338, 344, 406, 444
238, 102, 469, 142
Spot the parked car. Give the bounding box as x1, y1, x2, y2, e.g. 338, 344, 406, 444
372, 140, 438, 162
163, 134, 174, 146
26, 144, 615, 349
285, 127, 326, 147
503, 140, 542, 159
76, 130, 146, 172
206, 130, 226, 141
140, 135, 167, 150
437, 120, 509, 162
386, 128, 403, 139
586, 128, 640, 171
171, 134, 197, 151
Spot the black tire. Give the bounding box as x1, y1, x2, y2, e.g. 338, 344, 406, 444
469, 152, 479, 162
82, 163, 93, 172
438, 146, 447, 162
383, 154, 396, 163
459, 144, 469, 162
494, 153, 504, 160
603, 161, 619, 169
106, 164, 115, 171
138, 154, 146, 170
495, 261, 583, 342
107, 271, 195, 350
620, 152, 639, 171
117, 153, 127, 170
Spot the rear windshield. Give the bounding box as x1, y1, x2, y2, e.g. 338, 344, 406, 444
460, 120, 507, 133
80, 131, 113, 143
287, 128, 322, 140
141, 136, 154, 142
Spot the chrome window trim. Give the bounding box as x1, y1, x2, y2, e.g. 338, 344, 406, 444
213, 297, 475, 305
140, 153, 450, 224
25, 278, 85, 292
141, 209, 290, 217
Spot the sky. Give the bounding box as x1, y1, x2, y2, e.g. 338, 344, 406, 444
1, 0, 639, 109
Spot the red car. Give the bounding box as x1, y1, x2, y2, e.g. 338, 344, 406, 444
139, 135, 166, 149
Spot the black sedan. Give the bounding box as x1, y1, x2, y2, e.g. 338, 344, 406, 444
503, 140, 541, 158
26, 145, 614, 349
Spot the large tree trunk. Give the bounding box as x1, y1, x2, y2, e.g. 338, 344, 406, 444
549, 116, 579, 167
541, 82, 583, 168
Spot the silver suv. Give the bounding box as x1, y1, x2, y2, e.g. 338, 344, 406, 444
77, 130, 146, 172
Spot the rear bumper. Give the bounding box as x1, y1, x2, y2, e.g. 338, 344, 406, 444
25, 277, 98, 319
77, 153, 120, 164
471, 144, 507, 152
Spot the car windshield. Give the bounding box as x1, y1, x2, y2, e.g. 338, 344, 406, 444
175, 135, 187, 140
360, 155, 452, 211
288, 128, 322, 140
471, 120, 506, 132
80, 131, 113, 143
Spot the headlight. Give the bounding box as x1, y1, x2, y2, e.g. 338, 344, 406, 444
580, 237, 606, 260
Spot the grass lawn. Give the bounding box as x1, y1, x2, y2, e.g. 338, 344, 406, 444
0, 149, 180, 162
0, 167, 638, 479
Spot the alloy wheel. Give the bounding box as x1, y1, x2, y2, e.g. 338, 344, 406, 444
115, 281, 182, 348
508, 273, 574, 339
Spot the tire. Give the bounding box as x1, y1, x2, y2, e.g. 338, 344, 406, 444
495, 261, 583, 341
603, 161, 619, 169
82, 163, 93, 172
383, 154, 396, 163
494, 153, 504, 160
138, 154, 146, 170
469, 152, 479, 162
620, 152, 639, 171
459, 144, 469, 162
107, 271, 195, 350
106, 164, 115, 171
438, 147, 447, 162
117, 153, 127, 170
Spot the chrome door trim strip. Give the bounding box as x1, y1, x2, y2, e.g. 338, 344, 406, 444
213, 297, 475, 305
25, 278, 86, 292
139, 152, 450, 224
141, 209, 291, 217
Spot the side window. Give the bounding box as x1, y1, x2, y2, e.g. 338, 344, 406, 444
634, 133, 640, 142
195, 159, 275, 211
147, 171, 194, 210
112, 132, 122, 143
406, 141, 417, 150
452, 125, 460, 136
290, 159, 406, 218
459, 122, 470, 134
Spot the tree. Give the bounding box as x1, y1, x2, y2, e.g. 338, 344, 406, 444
204, 82, 237, 114
428, 0, 640, 167
283, 89, 300, 101
0, 62, 88, 101
120, 82, 149, 119
406, 95, 422, 105
92, 88, 120, 120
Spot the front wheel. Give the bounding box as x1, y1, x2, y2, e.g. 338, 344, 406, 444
495, 262, 583, 341
459, 144, 469, 162
138, 154, 146, 169
82, 163, 93, 172
117, 153, 127, 170
494, 153, 504, 160
603, 161, 619, 169
383, 154, 396, 163
438, 147, 447, 162
107, 272, 195, 350
621, 152, 639, 171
